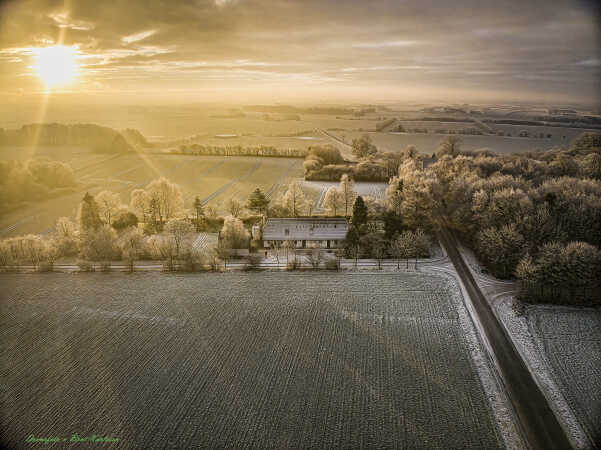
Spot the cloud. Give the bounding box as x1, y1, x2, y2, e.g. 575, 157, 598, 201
49, 12, 95, 31
121, 30, 157, 44
576, 58, 601, 67
0, 0, 599, 102
352, 40, 419, 49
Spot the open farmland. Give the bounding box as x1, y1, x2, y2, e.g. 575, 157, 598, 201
0, 152, 304, 236
329, 129, 592, 155
528, 306, 601, 445
302, 181, 388, 212
1, 272, 505, 449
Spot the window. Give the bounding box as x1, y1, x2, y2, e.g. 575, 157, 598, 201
285, 229, 289, 236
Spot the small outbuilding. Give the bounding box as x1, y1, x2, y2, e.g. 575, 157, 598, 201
262, 217, 349, 249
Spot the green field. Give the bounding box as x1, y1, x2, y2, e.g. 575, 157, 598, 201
0, 151, 304, 236
0, 272, 504, 449
528, 306, 601, 445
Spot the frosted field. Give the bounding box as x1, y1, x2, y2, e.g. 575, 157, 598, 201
1, 272, 504, 449
301, 181, 388, 211
528, 306, 601, 445
330, 130, 584, 155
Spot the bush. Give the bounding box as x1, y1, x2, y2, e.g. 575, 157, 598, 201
112, 211, 138, 230
178, 249, 205, 272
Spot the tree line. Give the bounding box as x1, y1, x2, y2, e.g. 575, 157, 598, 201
173, 144, 307, 158
303, 141, 402, 182
0, 159, 76, 212
384, 132, 601, 305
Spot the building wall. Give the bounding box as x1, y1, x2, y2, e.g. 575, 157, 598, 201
264, 239, 343, 249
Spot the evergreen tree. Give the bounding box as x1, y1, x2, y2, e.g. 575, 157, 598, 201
78, 192, 102, 231
248, 188, 270, 214
383, 210, 404, 239
193, 196, 204, 221
351, 196, 368, 228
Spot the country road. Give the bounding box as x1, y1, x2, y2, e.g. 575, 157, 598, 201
438, 227, 573, 450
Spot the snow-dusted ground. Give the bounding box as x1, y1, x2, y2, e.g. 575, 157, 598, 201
453, 241, 597, 449
302, 181, 387, 202
193, 232, 218, 250
496, 299, 600, 449
423, 264, 527, 450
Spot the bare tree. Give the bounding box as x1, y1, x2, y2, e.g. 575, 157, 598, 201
119, 227, 145, 271
282, 181, 308, 217
340, 174, 357, 216
96, 190, 122, 225
220, 215, 250, 249
227, 198, 243, 217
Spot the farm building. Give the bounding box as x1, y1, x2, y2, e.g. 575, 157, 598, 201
262, 218, 349, 249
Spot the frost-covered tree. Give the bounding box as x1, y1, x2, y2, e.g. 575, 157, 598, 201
477, 224, 525, 278
165, 219, 195, 256
143, 177, 184, 224
385, 177, 404, 215
339, 174, 356, 216
351, 134, 377, 158
323, 187, 342, 216
130, 189, 149, 223
282, 181, 308, 217
220, 215, 250, 249
436, 136, 462, 157
96, 190, 122, 225
391, 231, 413, 269
119, 227, 146, 270
52, 217, 79, 257
79, 225, 118, 262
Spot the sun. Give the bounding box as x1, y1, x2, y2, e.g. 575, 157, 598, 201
31, 45, 80, 88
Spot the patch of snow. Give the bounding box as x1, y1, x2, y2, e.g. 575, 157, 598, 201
495, 297, 591, 450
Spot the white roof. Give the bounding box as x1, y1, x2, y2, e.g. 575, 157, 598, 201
263, 218, 349, 241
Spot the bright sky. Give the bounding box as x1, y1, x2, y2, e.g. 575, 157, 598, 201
0, 0, 600, 104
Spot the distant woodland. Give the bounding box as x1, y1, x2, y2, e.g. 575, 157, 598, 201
0, 159, 77, 212
0, 123, 150, 152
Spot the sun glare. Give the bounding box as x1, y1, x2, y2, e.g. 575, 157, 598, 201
31, 45, 79, 88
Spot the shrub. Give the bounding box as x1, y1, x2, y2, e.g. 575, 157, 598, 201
112, 211, 139, 230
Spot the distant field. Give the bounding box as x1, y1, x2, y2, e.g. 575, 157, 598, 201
330, 130, 582, 155
302, 181, 387, 212
0, 152, 304, 236
528, 306, 601, 445
0, 272, 504, 449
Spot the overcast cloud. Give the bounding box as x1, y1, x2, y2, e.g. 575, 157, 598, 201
0, 0, 599, 103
